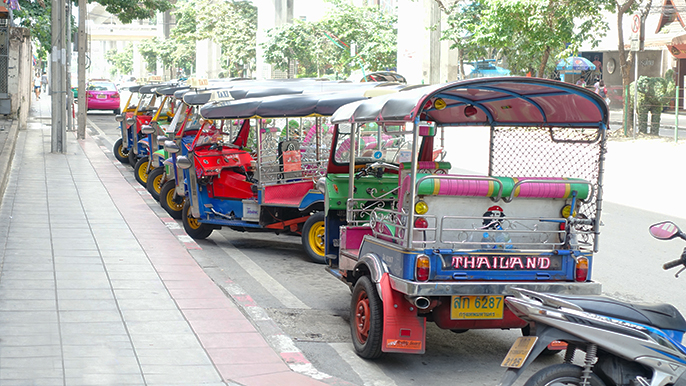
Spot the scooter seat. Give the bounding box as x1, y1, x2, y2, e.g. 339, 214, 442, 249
555, 294, 686, 332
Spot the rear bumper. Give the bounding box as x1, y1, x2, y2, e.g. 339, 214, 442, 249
389, 276, 602, 296
87, 99, 120, 110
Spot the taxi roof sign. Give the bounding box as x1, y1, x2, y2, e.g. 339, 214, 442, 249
148, 75, 163, 83
189, 78, 209, 88
209, 89, 235, 103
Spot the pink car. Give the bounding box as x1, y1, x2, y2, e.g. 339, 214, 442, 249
86, 81, 121, 114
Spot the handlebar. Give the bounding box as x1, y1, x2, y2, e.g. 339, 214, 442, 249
663, 248, 686, 271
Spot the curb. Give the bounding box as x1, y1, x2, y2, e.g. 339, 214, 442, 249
0, 117, 18, 206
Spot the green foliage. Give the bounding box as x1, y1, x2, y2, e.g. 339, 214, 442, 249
15, 0, 173, 58
93, 0, 172, 24
629, 70, 676, 134
137, 38, 159, 73
261, 0, 397, 78
105, 43, 133, 77
14, 0, 52, 60
195, 0, 257, 77
443, 0, 609, 77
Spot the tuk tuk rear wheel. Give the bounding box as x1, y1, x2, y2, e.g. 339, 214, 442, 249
113, 138, 129, 164
134, 157, 150, 187
350, 276, 383, 359
301, 212, 326, 264
182, 201, 213, 239
146, 167, 165, 201
160, 180, 183, 219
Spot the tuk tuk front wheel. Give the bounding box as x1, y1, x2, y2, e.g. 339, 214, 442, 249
127, 150, 137, 167
134, 157, 150, 187
146, 167, 165, 201
350, 276, 383, 359
182, 201, 213, 240
113, 138, 129, 164
301, 212, 326, 264
160, 180, 183, 219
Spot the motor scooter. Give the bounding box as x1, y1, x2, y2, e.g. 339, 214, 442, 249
498, 220, 686, 386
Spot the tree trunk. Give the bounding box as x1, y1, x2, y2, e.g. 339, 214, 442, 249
537, 46, 550, 78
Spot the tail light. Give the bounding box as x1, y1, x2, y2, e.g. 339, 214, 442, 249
112, 93, 120, 98
414, 200, 428, 215
416, 254, 430, 281
414, 217, 428, 229
575, 257, 589, 282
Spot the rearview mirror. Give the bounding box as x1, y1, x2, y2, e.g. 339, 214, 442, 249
649, 221, 682, 240
164, 140, 180, 154
176, 155, 192, 169
141, 125, 155, 135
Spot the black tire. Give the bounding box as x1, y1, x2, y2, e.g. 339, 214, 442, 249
182, 201, 213, 240
350, 276, 383, 359
301, 212, 326, 264
524, 364, 605, 386
114, 108, 121, 115
127, 149, 137, 167
113, 138, 129, 164
146, 167, 165, 201
134, 156, 150, 187
160, 180, 183, 219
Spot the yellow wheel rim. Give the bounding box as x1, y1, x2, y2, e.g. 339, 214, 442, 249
137, 161, 149, 183
186, 213, 201, 230
152, 173, 163, 194
166, 189, 184, 211
308, 220, 325, 257
117, 144, 128, 158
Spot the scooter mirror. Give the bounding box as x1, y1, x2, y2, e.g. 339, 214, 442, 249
115, 114, 124, 123
126, 117, 135, 125
164, 140, 180, 154
141, 125, 155, 135
649, 221, 682, 240
176, 156, 192, 169
157, 135, 169, 143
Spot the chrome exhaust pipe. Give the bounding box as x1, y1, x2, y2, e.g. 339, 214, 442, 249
406, 296, 431, 310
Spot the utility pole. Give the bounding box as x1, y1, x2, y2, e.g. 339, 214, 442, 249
51, 0, 66, 152
77, 0, 86, 139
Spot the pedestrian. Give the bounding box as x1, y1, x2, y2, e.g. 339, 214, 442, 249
596, 79, 609, 104
34, 74, 41, 100
576, 78, 586, 87
41, 72, 48, 93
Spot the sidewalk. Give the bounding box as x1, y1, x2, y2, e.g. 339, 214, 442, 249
0, 96, 342, 386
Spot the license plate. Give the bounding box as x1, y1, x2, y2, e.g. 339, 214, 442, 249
501, 336, 538, 368
97, 94, 106, 99
450, 295, 504, 320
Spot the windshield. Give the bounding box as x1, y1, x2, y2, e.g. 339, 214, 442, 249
88, 82, 117, 91
333, 122, 415, 165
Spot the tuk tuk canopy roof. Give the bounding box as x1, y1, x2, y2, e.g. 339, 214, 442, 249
156, 85, 190, 97
200, 88, 400, 120
330, 77, 609, 128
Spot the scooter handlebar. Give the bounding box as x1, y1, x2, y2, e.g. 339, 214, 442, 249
663, 259, 683, 270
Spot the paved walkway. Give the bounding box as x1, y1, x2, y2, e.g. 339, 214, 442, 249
0, 97, 341, 385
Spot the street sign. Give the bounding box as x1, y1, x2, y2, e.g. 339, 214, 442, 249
631, 38, 640, 52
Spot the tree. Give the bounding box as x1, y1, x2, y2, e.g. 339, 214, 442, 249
462, 0, 609, 77
261, 0, 397, 78
14, 0, 52, 61
611, 0, 651, 135
105, 43, 133, 78
441, 0, 489, 79
13, 0, 174, 58
137, 38, 159, 74
195, 0, 257, 77
262, 21, 320, 77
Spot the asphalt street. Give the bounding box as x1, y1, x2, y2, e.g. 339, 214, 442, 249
83, 109, 686, 386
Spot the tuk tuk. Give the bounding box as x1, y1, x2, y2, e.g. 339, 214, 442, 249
175, 87, 400, 263
159, 81, 402, 219
324, 77, 607, 358
113, 84, 142, 164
